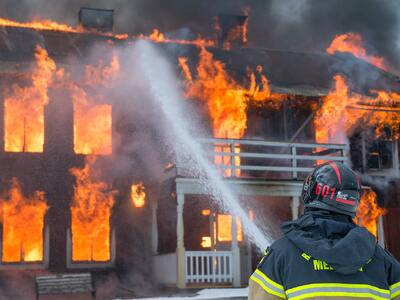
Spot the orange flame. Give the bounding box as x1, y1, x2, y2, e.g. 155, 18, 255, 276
178, 57, 193, 82
0, 17, 129, 40
315, 75, 400, 145
0, 17, 83, 33
73, 100, 112, 155
70, 156, 115, 262
217, 214, 243, 242
327, 33, 388, 71
138, 29, 215, 48
114, 33, 129, 40
221, 12, 249, 50
201, 236, 212, 248
181, 48, 283, 139
4, 45, 115, 155
66, 55, 118, 155
149, 29, 165, 42
180, 48, 284, 176
0, 178, 48, 262
130, 183, 146, 208
4, 45, 56, 152
314, 75, 360, 144
356, 190, 385, 237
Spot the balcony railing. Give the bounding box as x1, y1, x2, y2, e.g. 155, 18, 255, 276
176, 138, 348, 180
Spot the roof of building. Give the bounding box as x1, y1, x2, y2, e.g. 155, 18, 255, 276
0, 25, 399, 97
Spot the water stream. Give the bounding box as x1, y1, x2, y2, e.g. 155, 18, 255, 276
135, 40, 270, 252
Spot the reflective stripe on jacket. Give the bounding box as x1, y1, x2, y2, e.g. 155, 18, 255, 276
249, 237, 400, 300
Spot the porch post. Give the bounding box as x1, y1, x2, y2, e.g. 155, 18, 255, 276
393, 140, 399, 177
176, 193, 186, 288
151, 199, 158, 255
377, 215, 385, 248
232, 215, 241, 287
291, 196, 300, 220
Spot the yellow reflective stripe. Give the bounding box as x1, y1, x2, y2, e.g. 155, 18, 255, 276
250, 275, 286, 299
290, 291, 388, 300
392, 290, 400, 299
390, 282, 400, 299
391, 282, 400, 290
255, 269, 284, 290
286, 283, 390, 295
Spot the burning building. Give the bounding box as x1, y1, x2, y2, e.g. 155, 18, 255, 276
0, 9, 397, 298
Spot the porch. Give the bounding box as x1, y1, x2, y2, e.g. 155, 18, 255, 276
153, 138, 348, 288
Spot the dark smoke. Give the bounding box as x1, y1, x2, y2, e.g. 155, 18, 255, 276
0, 0, 399, 69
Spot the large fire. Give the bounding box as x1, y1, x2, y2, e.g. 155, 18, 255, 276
4, 45, 56, 152
70, 157, 115, 262
356, 190, 385, 237
4, 45, 115, 155
180, 47, 284, 176
73, 100, 112, 155
69, 56, 118, 155
315, 75, 400, 145
0, 178, 48, 262
327, 33, 388, 71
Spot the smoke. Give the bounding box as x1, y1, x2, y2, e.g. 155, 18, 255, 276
270, 0, 310, 25
1, 0, 400, 69
359, 172, 400, 207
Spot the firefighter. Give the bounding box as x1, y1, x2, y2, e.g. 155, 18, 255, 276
249, 162, 400, 300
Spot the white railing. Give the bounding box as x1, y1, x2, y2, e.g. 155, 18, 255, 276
176, 138, 348, 179
185, 251, 233, 284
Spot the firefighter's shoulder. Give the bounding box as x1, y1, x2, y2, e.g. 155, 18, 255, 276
257, 237, 293, 267
265, 236, 298, 260
372, 244, 400, 298
250, 237, 296, 298
375, 245, 400, 271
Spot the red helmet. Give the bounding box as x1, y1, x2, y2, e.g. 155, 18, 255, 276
301, 162, 362, 217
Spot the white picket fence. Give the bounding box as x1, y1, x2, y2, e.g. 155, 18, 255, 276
185, 251, 233, 284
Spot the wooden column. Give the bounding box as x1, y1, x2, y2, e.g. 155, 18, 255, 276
291, 197, 300, 220
393, 140, 399, 177
176, 193, 186, 288
378, 215, 385, 248
232, 215, 241, 287
361, 131, 368, 172
151, 198, 158, 255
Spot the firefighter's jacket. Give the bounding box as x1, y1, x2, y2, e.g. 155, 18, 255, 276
249, 210, 400, 300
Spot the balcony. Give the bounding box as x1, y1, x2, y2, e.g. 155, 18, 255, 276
155, 138, 349, 288
173, 138, 348, 198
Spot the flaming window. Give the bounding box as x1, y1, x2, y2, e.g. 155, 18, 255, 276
70, 55, 118, 156
0, 179, 48, 263
217, 214, 243, 242
70, 157, 115, 262
73, 103, 112, 155
4, 46, 55, 153
200, 214, 243, 249
131, 183, 146, 208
